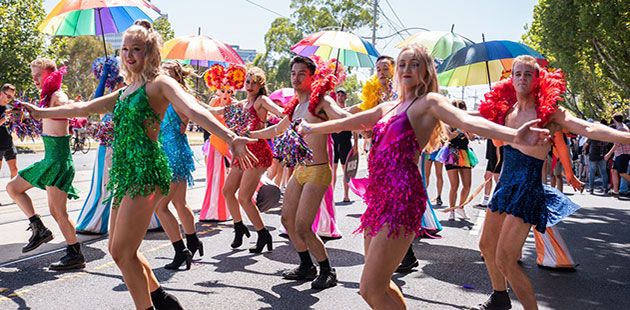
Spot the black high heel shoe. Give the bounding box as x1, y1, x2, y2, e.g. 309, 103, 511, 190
231, 221, 250, 248
164, 248, 193, 270
249, 228, 272, 253
190, 241, 204, 258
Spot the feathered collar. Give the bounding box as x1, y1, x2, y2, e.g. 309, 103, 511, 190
39, 66, 66, 108
283, 73, 338, 121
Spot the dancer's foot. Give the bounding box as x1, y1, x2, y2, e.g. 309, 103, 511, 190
49, 243, 85, 270
311, 268, 337, 289
231, 221, 250, 248
249, 228, 272, 253
186, 233, 203, 258
456, 207, 469, 219
474, 290, 512, 310
435, 196, 443, 206
164, 249, 193, 270
23, 216, 54, 253
151, 286, 184, 310
396, 247, 419, 273
448, 211, 455, 221
282, 265, 317, 281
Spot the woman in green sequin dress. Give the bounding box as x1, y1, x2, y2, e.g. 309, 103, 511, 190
25, 20, 257, 310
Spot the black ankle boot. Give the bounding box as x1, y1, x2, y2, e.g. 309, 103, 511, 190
164, 248, 193, 270
186, 233, 203, 258
395, 246, 419, 273
231, 221, 250, 248
22, 216, 54, 253
49, 243, 86, 270
249, 228, 272, 253
151, 286, 184, 310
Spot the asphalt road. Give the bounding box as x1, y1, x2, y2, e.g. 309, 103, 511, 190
0, 142, 628, 309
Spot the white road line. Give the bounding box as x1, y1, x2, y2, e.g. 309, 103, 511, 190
470, 209, 486, 236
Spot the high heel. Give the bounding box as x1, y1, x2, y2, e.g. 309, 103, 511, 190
192, 241, 204, 257
164, 248, 193, 270
249, 228, 272, 253
186, 234, 203, 258
231, 221, 250, 248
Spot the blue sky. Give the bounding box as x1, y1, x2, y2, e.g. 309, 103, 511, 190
42, 0, 539, 103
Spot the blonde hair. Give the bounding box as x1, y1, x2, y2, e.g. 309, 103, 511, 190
512, 55, 540, 76
162, 60, 198, 92
30, 58, 57, 73
121, 20, 162, 85
396, 44, 446, 153
246, 66, 268, 97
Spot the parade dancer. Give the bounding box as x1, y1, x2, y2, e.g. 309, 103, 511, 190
25, 20, 257, 310
250, 56, 351, 289
299, 45, 549, 309
215, 67, 284, 253
6, 58, 84, 270
152, 60, 203, 270
475, 55, 630, 310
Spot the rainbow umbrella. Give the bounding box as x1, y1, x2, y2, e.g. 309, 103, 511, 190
291, 30, 379, 68
161, 35, 244, 67
39, 0, 161, 56
395, 29, 474, 60
437, 39, 548, 88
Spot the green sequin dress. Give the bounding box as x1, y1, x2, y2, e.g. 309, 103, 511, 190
107, 85, 172, 206
19, 135, 79, 199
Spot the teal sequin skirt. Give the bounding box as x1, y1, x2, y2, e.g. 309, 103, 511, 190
19, 135, 79, 199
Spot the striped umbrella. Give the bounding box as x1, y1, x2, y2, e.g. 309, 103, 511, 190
395, 30, 474, 60
436, 39, 548, 88
291, 30, 380, 68
161, 35, 245, 67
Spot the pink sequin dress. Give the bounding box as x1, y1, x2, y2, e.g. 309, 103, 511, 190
358, 100, 428, 238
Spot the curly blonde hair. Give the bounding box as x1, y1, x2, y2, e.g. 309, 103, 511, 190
161, 60, 198, 92
121, 20, 162, 85
396, 44, 446, 153
246, 66, 268, 97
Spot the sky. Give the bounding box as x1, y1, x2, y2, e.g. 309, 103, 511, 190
42, 0, 540, 104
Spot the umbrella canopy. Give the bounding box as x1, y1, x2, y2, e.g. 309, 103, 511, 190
39, 0, 161, 36
268, 88, 295, 106
396, 30, 474, 60
161, 35, 244, 66
291, 30, 380, 68
436, 40, 548, 87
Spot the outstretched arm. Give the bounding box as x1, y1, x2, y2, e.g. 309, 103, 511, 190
24, 91, 118, 119
300, 103, 387, 135
250, 115, 290, 140
428, 93, 549, 146
321, 96, 351, 120
554, 108, 630, 144
259, 96, 284, 118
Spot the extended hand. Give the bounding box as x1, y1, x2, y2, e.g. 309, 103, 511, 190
229, 136, 259, 169
514, 119, 551, 146
18, 102, 43, 119
567, 174, 585, 192
297, 120, 312, 137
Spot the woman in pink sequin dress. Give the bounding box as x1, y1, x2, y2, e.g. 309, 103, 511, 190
299, 45, 550, 309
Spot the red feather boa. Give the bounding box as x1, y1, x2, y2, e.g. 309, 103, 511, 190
39, 66, 66, 108
283, 73, 338, 121
479, 68, 566, 127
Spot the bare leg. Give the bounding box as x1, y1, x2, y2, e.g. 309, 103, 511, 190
288, 182, 329, 260
495, 215, 538, 309
341, 164, 349, 200
360, 225, 413, 310
447, 169, 460, 208
478, 209, 508, 291
6, 176, 35, 217
424, 159, 433, 188
332, 163, 338, 188
222, 167, 245, 223
281, 177, 303, 247
483, 170, 494, 196
154, 183, 183, 243
434, 161, 444, 197
110, 192, 163, 310
237, 167, 267, 230
46, 186, 77, 245
170, 182, 195, 235
611, 169, 620, 194
459, 169, 472, 206
7, 159, 18, 178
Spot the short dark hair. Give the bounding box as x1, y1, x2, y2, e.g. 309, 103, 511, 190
612, 113, 624, 123
1, 83, 16, 93
290, 56, 316, 75
376, 55, 395, 66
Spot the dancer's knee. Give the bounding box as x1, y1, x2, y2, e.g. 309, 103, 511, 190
237, 192, 252, 207
110, 243, 135, 265
495, 247, 519, 275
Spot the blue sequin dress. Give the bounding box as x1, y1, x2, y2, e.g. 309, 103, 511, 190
160, 104, 195, 186
489, 145, 580, 232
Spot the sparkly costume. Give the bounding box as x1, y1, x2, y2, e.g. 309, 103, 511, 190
160, 104, 195, 185
293, 163, 332, 187
19, 135, 79, 200
358, 102, 427, 238
489, 145, 580, 232
108, 85, 171, 206
436, 131, 478, 169
233, 105, 272, 169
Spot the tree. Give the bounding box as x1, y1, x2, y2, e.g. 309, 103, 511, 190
153, 16, 175, 42
57, 36, 112, 100
258, 0, 377, 91
523, 0, 630, 120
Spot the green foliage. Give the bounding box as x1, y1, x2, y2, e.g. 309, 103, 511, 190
153, 16, 175, 42
338, 74, 361, 106
523, 0, 630, 120
259, 0, 376, 92
0, 0, 46, 96
57, 36, 112, 100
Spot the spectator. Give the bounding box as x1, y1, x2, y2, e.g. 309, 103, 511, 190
605, 113, 630, 197
583, 120, 610, 193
